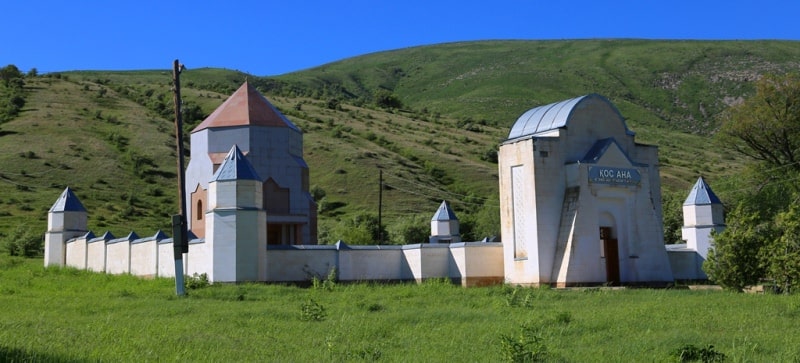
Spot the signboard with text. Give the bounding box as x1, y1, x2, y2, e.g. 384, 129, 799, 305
588, 166, 641, 186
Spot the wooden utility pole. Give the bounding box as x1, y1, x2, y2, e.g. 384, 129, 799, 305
172, 59, 187, 296
378, 169, 383, 244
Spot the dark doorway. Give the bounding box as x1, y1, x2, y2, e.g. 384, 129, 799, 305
600, 227, 620, 285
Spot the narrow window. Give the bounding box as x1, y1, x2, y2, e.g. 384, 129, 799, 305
196, 200, 203, 220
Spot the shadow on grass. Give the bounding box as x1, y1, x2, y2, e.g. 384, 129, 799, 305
0, 346, 90, 362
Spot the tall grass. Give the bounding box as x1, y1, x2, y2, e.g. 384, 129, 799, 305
1, 256, 799, 361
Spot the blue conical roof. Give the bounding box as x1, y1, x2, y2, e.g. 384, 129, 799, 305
211, 145, 261, 182
49, 187, 86, 212
684, 177, 722, 205
431, 200, 458, 221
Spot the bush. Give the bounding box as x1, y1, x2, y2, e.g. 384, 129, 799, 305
1, 224, 42, 257
670, 344, 726, 362
185, 273, 210, 290
499, 322, 548, 362
389, 214, 429, 245
300, 299, 327, 322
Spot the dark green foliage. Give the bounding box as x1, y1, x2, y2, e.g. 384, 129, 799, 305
670, 344, 726, 362
717, 73, 800, 173
330, 212, 387, 245
311, 267, 337, 291
763, 202, 800, 293
0, 224, 41, 257
662, 190, 685, 244
0, 64, 23, 87
704, 204, 772, 291
500, 322, 549, 362
0, 64, 26, 122
326, 98, 340, 110
480, 146, 498, 163
299, 299, 327, 321
459, 194, 501, 242
388, 214, 429, 244
310, 185, 326, 202
374, 89, 403, 109
708, 74, 800, 291
180, 100, 206, 128
185, 273, 210, 290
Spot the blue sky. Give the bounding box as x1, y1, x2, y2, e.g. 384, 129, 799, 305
2, 0, 799, 76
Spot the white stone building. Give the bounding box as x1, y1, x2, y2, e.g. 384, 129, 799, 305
499, 94, 674, 286
185, 82, 317, 245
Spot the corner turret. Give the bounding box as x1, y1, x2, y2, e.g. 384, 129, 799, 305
430, 201, 460, 244
203, 145, 267, 282
682, 177, 725, 258
44, 187, 88, 266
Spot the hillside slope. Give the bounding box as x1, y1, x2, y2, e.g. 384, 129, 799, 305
276, 40, 800, 133
3, 39, 798, 243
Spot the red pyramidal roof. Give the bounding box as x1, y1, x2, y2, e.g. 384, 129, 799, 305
192, 81, 299, 132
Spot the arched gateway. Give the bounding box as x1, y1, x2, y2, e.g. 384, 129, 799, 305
499, 94, 673, 286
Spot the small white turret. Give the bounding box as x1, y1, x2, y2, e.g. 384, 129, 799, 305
205, 145, 267, 282
430, 200, 460, 244
44, 187, 88, 266
682, 177, 725, 259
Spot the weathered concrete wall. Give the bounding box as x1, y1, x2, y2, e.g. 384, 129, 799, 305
65, 238, 87, 270
86, 238, 106, 272
339, 247, 405, 281
57, 231, 503, 287
130, 239, 158, 278
106, 238, 130, 275
667, 247, 707, 280
157, 241, 175, 278
452, 242, 505, 286
405, 244, 450, 282
266, 246, 337, 282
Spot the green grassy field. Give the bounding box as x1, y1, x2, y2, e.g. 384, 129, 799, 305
1, 256, 799, 362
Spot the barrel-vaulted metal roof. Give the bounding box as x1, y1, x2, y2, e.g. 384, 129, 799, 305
507, 94, 633, 140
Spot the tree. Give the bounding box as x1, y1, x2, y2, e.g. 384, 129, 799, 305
389, 214, 429, 245
708, 73, 800, 291
0, 64, 23, 87
703, 204, 772, 291
717, 73, 800, 173
762, 201, 800, 293
1, 224, 42, 257
331, 212, 387, 245
374, 89, 403, 109
661, 190, 685, 244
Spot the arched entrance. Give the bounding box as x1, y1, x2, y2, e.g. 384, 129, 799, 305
600, 226, 620, 285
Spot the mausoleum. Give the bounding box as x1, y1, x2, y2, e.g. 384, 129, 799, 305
185, 82, 317, 245
499, 94, 674, 286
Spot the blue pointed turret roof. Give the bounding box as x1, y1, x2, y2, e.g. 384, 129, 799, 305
432, 200, 458, 221
49, 187, 86, 212
684, 177, 722, 205
152, 230, 169, 241
211, 145, 261, 182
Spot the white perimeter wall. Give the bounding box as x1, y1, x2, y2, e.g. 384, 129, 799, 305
58, 234, 503, 286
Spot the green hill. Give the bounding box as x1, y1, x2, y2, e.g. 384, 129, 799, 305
1, 39, 798, 244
